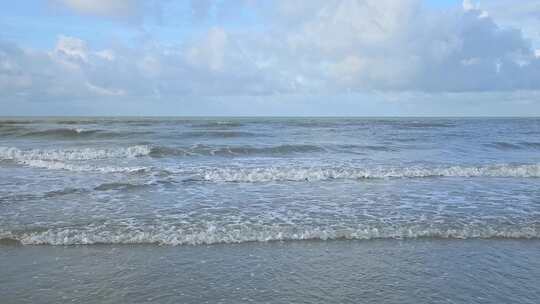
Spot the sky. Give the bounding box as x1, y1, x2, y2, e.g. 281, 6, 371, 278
1, 0, 540, 116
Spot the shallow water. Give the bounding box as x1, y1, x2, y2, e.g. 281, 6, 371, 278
1, 240, 540, 304
0, 117, 539, 244
1, 117, 539, 245
1, 117, 540, 302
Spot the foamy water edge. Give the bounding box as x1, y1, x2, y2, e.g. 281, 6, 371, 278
1, 225, 539, 246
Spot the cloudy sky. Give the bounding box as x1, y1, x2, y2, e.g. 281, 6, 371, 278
1, 0, 540, 116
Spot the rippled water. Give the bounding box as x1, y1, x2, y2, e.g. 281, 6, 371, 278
2, 240, 539, 304
1, 117, 539, 245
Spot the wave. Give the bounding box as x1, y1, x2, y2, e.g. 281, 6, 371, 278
0, 146, 152, 172
150, 144, 325, 157
179, 131, 263, 138
0, 126, 102, 138
18, 128, 153, 139
94, 182, 151, 191
397, 121, 455, 128
485, 142, 523, 150
344, 145, 395, 152
191, 121, 244, 128
0, 120, 37, 125
0, 125, 31, 136
1, 224, 538, 246
17, 160, 149, 173
189, 164, 540, 182
2, 183, 148, 202
0, 144, 327, 163
484, 141, 540, 151
20, 128, 100, 138
0, 145, 151, 162
0, 124, 155, 139
44, 187, 89, 197
519, 141, 540, 149
150, 143, 397, 157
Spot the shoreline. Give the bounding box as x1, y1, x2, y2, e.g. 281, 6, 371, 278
2, 239, 540, 303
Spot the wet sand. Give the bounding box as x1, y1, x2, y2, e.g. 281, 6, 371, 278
1, 239, 539, 304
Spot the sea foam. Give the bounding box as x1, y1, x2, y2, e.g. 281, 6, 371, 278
19, 159, 149, 173
0, 145, 151, 161
193, 164, 540, 182
0, 145, 152, 172
2, 224, 538, 246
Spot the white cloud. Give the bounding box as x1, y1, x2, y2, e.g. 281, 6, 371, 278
53, 35, 88, 63
474, 0, 540, 48
246, 0, 540, 92
95, 49, 115, 61
2, 0, 540, 106
462, 0, 477, 11
85, 82, 126, 96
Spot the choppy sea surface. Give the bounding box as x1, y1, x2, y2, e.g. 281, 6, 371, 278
1, 117, 539, 245
1, 117, 539, 303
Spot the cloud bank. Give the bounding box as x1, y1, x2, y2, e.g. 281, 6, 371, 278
1, 0, 540, 115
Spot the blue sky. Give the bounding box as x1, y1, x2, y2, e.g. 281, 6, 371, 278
2, 1, 462, 49
1, 0, 540, 116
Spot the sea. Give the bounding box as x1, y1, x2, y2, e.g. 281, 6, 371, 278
1, 117, 539, 303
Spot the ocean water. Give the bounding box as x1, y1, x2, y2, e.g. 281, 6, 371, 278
1, 117, 539, 303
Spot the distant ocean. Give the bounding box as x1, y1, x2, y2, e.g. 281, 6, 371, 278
1, 117, 539, 303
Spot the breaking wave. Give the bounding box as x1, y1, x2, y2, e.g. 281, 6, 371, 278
190, 164, 540, 182
0, 145, 151, 162
0, 125, 155, 139
20, 128, 101, 138
0, 146, 152, 172
18, 160, 149, 173
1, 224, 538, 246
191, 121, 244, 128
0, 144, 326, 163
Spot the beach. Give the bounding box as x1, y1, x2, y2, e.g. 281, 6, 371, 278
1, 117, 539, 303
2, 239, 540, 303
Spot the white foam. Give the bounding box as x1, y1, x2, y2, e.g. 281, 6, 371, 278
2, 224, 538, 246
19, 159, 148, 173
197, 164, 540, 182
0, 145, 151, 162
0, 145, 152, 172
